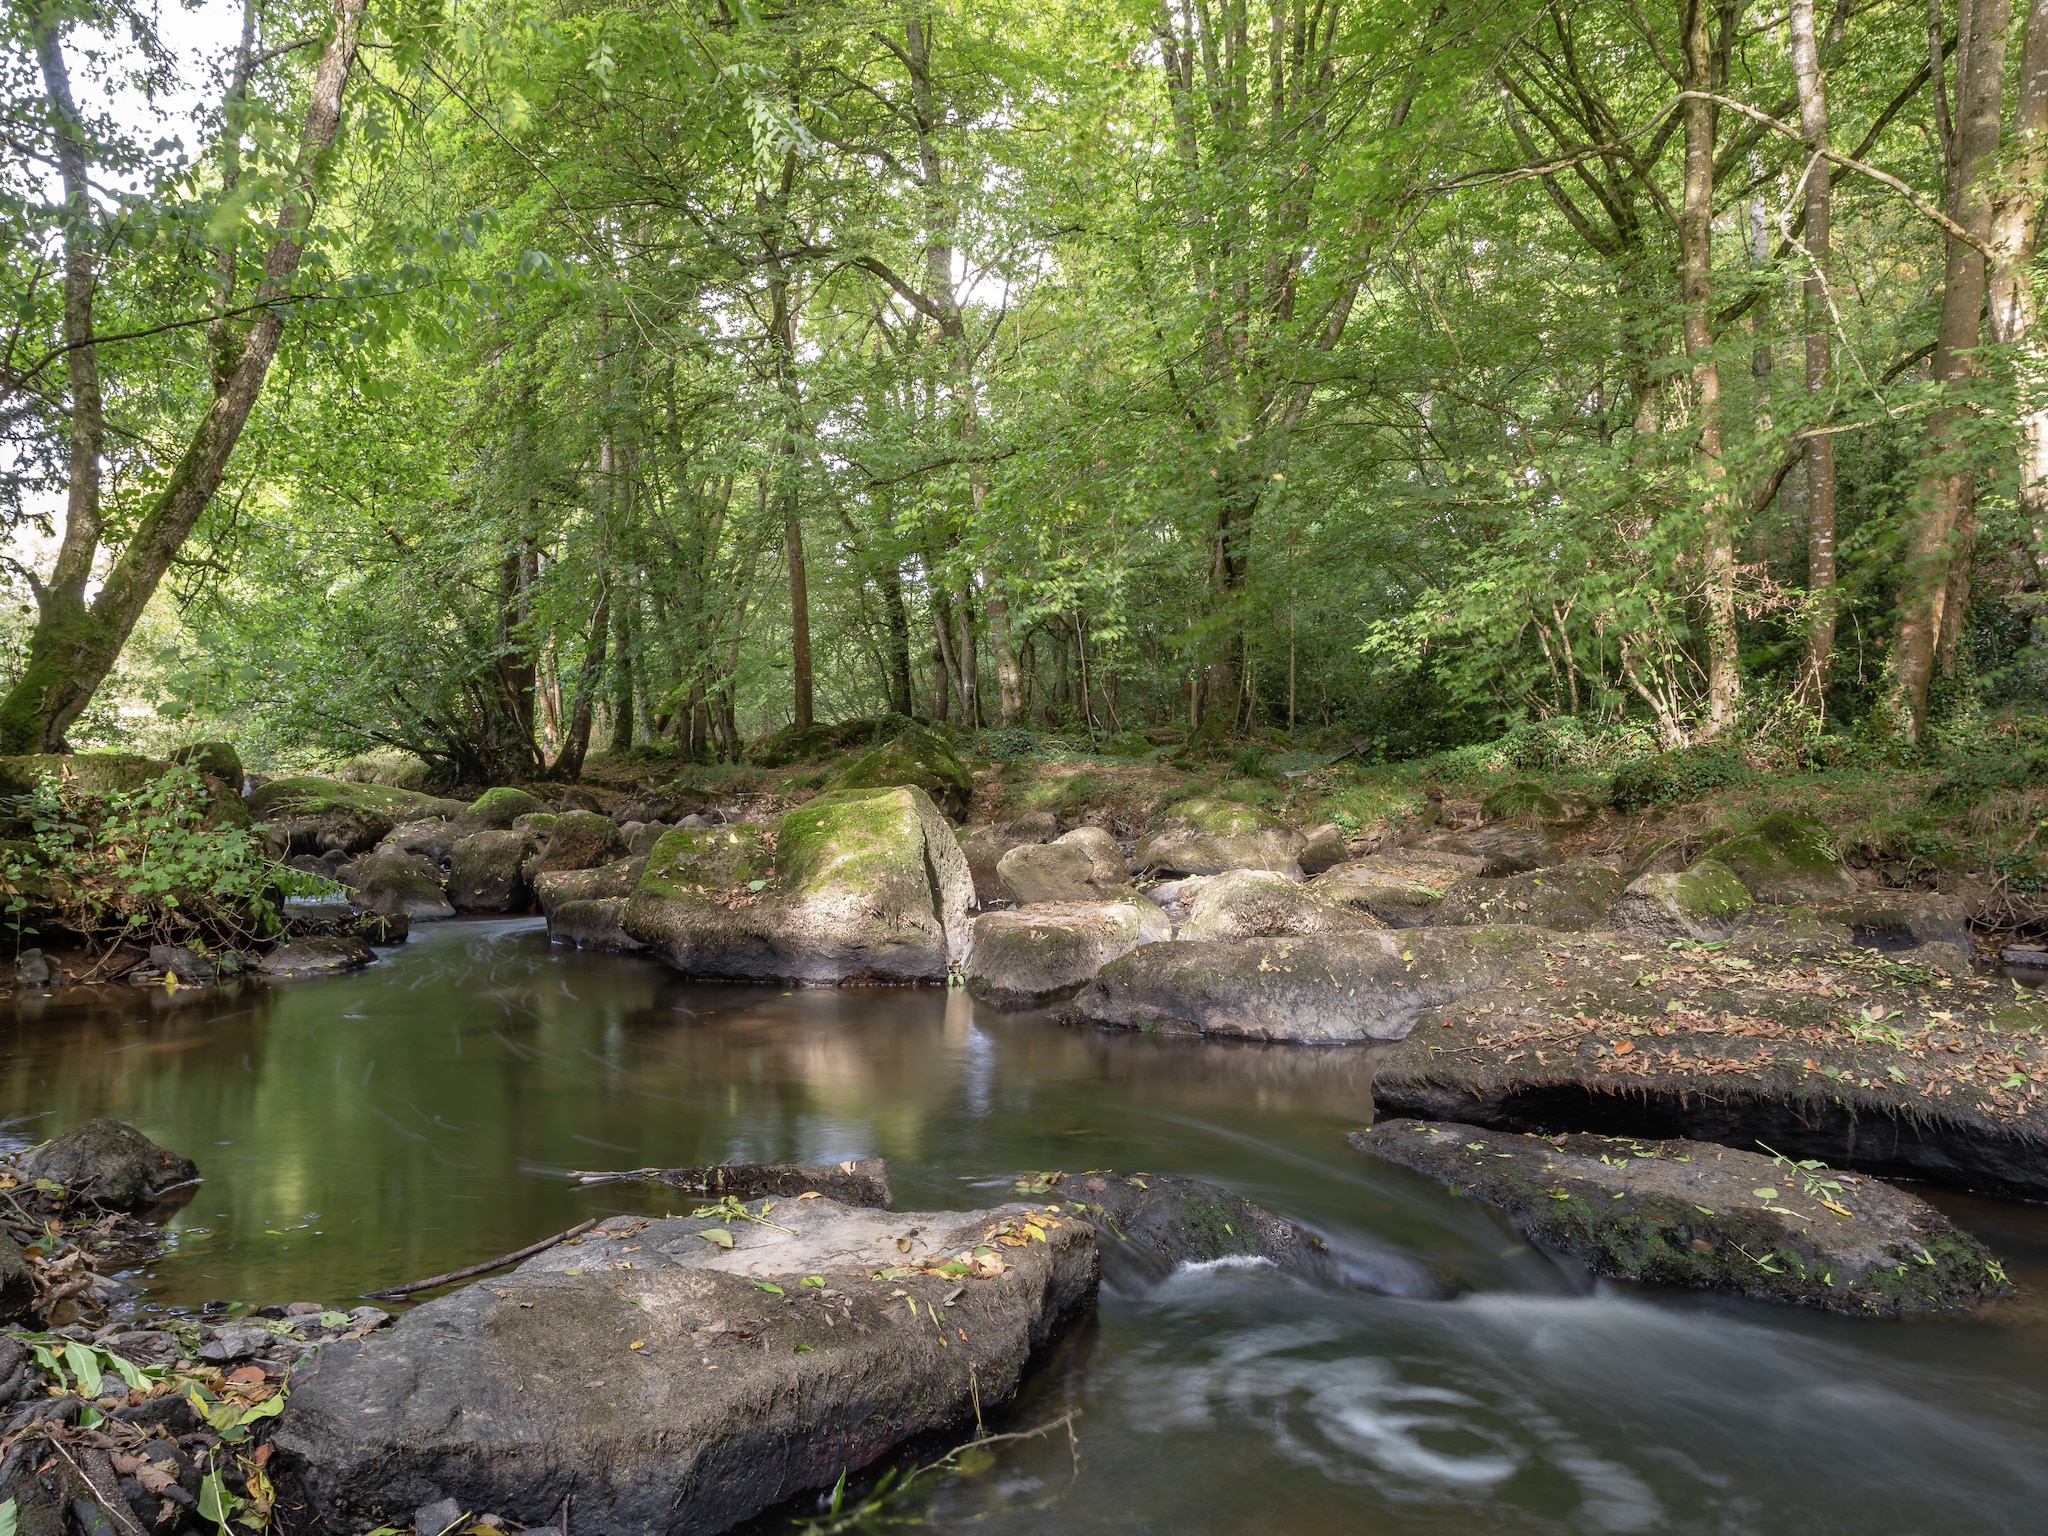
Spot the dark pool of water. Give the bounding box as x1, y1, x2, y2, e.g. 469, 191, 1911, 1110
6, 918, 2048, 1534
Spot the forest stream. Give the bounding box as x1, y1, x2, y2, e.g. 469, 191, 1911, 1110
6, 919, 2048, 1535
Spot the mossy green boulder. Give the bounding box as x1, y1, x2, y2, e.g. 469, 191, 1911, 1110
1354, 1120, 2011, 1315
169, 741, 244, 786
1609, 858, 1753, 942
521, 810, 623, 882
1698, 810, 1855, 903
1133, 797, 1305, 878
623, 786, 973, 983
247, 775, 465, 823
824, 726, 975, 817
464, 786, 545, 829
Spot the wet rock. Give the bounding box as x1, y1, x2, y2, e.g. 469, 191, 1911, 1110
0, 1230, 33, 1320
1306, 853, 1458, 927
1608, 859, 1752, 942
17, 1120, 198, 1209
1053, 1170, 1338, 1288
250, 778, 466, 857
461, 787, 543, 830
1135, 798, 1305, 878
522, 810, 627, 883
257, 936, 376, 979
13, 949, 49, 987
1353, 1119, 2012, 1314
1411, 821, 1562, 874
967, 900, 1171, 1009
996, 839, 1135, 905
624, 786, 972, 984
275, 1193, 1097, 1536
1298, 823, 1351, 875
572, 1158, 892, 1208
1438, 858, 1628, 932
536, 857, 646, 917
168, 741, 243, 787
546, 899, 643, 953
824, 726, 976, 817
1698, 811, 1856, 904
352, 912, 410, 945
381, 819, 460, 866
1068, 927, 1539, 1043
448, 830, 534, 913
345, 846, 455, 921
144, 945, 216, 984
1179, 869, 1381, 941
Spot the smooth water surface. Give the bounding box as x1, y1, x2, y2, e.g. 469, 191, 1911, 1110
5, 918, 2048, 1534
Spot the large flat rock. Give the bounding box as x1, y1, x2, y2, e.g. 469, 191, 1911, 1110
277, 1194, 1097, 1536
1353, 1119, 2011, 1314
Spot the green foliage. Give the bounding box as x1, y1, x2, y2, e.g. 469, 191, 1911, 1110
1609, 749, 1760, 812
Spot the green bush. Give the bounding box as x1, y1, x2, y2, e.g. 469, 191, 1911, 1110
1608, 747, 1757, 812
977, 726, 1042, 763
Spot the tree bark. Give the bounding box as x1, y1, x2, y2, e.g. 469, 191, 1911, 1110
1681, 0, 1740, 738
1790, 0, 1840, 712
1884, 0, 2009, 740
551, 581, 610, 781
1992, 0, 2048, 592
609, 592, 635, 754
0, 0, 367, 753
880, 560, 913, 717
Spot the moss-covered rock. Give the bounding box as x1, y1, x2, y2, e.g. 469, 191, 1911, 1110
448, 829, 536, 912
824, 726, 975, 816
1134, 797, 1305, 878
1438, 857, 1628, 932
536, 856, 647, 918
966, 900, 1170, 1009
522, 809, 624, 882
1353, 1120, 2011, 1315
1479, 780, 1594, 825
169, 741, 243, 786
1699, 810, 1855, 903
0, 751, 251, 831
959, 812, 1060, 904
1068, 926, 1542, 1042
1307, 853, 1457, 927
1179, 869, 1382, 941
1609, 859, 1752, 942
464, 786, 544, 829
342, 846, 454, 921
247, 775, 465, 823
743, 722, 840, 767
623, 786, 972, 984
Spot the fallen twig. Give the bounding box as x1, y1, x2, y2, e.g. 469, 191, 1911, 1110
362, 1218, 600, 1300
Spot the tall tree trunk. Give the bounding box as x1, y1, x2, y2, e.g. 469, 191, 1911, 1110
609, 592, 635, 754
785, 501, 813, 730
1885, 0, 2009, 740
551, 581, 610, 781
1791, 0, 1840, 712
880, 561, 913, 717
762, 150, 813, 734
1682, 0, 1740, 738
1993, 1, 2048, 603
0, 0, 366, 753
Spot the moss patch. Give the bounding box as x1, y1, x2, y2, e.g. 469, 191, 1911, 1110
1670, 858, 1753, 917
248, 775, 461, 822
826, 727, 974, 815
466, 786, 545, 827
635, 825, 773, 900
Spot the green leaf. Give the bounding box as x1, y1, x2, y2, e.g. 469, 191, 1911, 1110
752, 1281, 784, 1294
63, 1341, 102, 1398
0, 1496, 17, 1536
698, 1228, 734, 1249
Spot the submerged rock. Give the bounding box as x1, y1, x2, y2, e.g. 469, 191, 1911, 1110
1353, 1119, 2012, 1314
276, 1194, 1097, 1536
1438, 857, 1628, 932
17, 1119, 197, 1209
1068, 927, 1537, 1043
1135, 797, 1305, 878
345, 846, 455, 921
1178, 869, 1381, 941
1307, 853, 1457, 927
623, 786, 972, 984
1608, 859, 1752, 942
257, 936, 376, 979
967, 900, 1170, 1008
1698, 811, 1855, 903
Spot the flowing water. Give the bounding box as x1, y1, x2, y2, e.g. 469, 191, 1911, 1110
5, 917, 2048, 1535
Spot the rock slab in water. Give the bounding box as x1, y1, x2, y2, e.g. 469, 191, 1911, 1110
572, 1157, 892, 1208
967, 900, 1170, 1008
276, 1195, 1097, 1536
17, 1119, 197, 1209
257, 936, 376, 979
1352, 1119, 2012, 1314
1053, 1170, 1338, 1287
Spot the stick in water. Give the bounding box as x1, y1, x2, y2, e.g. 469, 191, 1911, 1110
363, 1218, 601, 1299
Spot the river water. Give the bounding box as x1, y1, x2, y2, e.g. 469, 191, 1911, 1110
4, 917, 2048, 1534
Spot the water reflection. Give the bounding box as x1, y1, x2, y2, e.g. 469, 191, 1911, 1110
5, 918, 2048, 1535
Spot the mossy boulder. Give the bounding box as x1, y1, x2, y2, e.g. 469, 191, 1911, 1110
744, 722, 840, 767
522, 810, 625, 882
1068, 926, 1541, 1043
1608, 859, 1753, 942
1179, 869, 1382, 941
966, 900, 1170, 1009
623, 786, 973, 984
1353, 1120, 2012, 1315
1298, 823, 1351, 875
169, 741, 243, 786
448, 830, 537, 912
824, 726, 975, 817
958, 812, 1059, 904
536, 856, 647, 918
464, 786, 544, 829
1438, 858, 1629, 932
1307, 854, 1457, 927
342, 846, 454, 922
248, 775, 465, 823
997, 834, 1135, 905
1479, 779, 1594, 826
1698, 810, 1855, 903
1134, 797, 1305, 878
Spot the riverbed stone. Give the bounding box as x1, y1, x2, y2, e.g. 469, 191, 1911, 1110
1608, 859, 1752, 942
1307, 853, 1458, 926
967, 900, 1171, 1008
623, 786, 972, 983
997, 839, 1135, 905
250, 778, 466, 857
17, 1119, 197, 1209
546, 899, 643, 953
959, 812, 1060, 904
1438, 858, 1628, 932
1411, 821, 1563, 874
1068, 927, 1539, 1043
275, 1194, 1097, 1536
449, 830, 535, 912
1298, 823, 1351, 875
1698, 811, 1856, 903
1134, 798, 1305, 878
521, 810, 626, 883
1178, 869, 1382, 941
345, 846, 456, 921
1353, 1119, 2011, 1314
257, 935, 377, 979
824, 726, 975, 817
